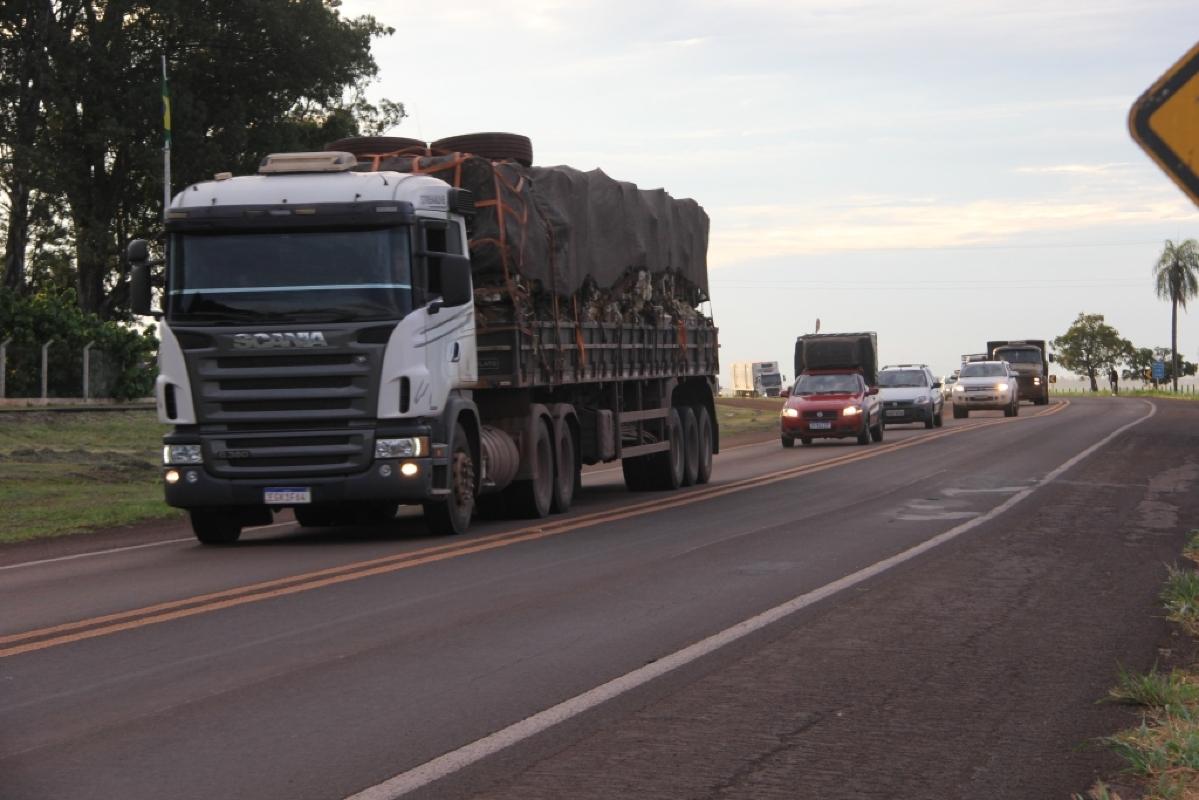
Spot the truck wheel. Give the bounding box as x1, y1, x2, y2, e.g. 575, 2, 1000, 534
651, 408, 685, 489
511, 418, 554, 518
953, 406, 967, 419
189, 509, 241, 545
622, 455, 654, 491
679, 406, 700, 486
550, 422, 577, 514
694, 405, 714, 485
423, 423, 476, 535
781, 435, 795, 448
1012, 400, 1020, 417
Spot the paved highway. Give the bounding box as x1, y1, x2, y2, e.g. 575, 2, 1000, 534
2, 397, 1195, 799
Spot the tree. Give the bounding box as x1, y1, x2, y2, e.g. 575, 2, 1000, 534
1123, 345, 1197, 388
1152, 238, 1199, 392
1, 0, 403, 318
1053, 313, 1133, 392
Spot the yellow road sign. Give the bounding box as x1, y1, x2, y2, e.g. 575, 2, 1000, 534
1130, 41, 1199, 207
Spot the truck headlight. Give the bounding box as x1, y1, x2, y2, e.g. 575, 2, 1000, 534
782, 408, 799, 418
953, 385, 964, 393
997, 383, 1009, 391
375, 436, 429, 459
163, 444, 203, 465
1033, 377, 1041, 385
842, 405, 861, 416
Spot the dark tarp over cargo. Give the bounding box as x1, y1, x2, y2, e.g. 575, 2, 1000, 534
359, 151, 710, 323
794, 333, 879, 387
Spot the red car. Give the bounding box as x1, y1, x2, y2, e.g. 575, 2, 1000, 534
780, 369, 883, 447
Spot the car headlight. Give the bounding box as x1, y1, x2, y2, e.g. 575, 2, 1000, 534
842, 405, 861, 416
163, 444, 203, 465
782, 407, 799, 418
375, 436, 429, 459
914, 395, 930, 404
953, 385, 965, 393
997, 383, 1009, 391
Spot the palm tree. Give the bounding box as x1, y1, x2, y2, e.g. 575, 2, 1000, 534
1153, 239, 1199, 391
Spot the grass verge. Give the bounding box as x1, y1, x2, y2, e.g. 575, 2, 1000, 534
714, 399, 781, 438
1078, 530, 1199, 800
0, 410, 178, 544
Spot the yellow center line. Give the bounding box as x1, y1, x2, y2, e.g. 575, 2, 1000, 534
0, 401, 1068, 659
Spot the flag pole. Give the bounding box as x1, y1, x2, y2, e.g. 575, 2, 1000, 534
162, 55, 172, 222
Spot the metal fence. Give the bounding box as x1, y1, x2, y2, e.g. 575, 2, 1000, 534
0, 338, 144, 400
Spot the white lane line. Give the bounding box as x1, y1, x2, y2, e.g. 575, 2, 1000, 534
344, 399, 1156, 800
0, 520, 296, 572
942, 486, 1028, 496
897, 512, 980, 521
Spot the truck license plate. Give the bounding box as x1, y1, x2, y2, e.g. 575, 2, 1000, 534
885, 409, 905, 417
264, 487, 311, 504
809, 421, 832, 430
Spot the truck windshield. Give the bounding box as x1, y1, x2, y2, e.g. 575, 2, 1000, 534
760, 374, 782, 386
166, 227, 412, 324
996, 348, 1042, 364
960, 362, 1006, 378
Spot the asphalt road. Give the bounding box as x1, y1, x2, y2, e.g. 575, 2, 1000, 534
2, 397, 1196, 799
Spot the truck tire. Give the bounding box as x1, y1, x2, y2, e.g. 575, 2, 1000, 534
510, 418, 554, 518
430, 133, 533, 166
423, 422, 476, 535
324, 136, 426, 157
189, 509, 241, 545
694, 405, 714, 485
679, 406, 700, 486
953, 406, 967, 419
550, 421, 577, 514
650, 408, 686, 489
622, 455, 654, 491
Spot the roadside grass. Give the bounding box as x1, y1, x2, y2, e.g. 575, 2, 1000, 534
0, 410, 178, 543
714, 400, 781, 437
1053, 388, 1199, 401
1081, 529, 1199, 800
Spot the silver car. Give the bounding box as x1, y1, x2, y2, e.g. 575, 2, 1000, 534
951, 361, 1019, 418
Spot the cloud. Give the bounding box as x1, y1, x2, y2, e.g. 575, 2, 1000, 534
1016, 162, 1136, 175
707, 188, 1199, 266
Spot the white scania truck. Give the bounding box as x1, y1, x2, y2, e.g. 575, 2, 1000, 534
128, 141, 719, 544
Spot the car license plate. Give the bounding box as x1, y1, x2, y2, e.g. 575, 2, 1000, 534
264, 487, 311, 504
885, 409, 905, 417
809, 421, 832, 430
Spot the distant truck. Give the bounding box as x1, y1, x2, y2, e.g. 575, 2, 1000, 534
986, 339, 1052, 405
732, 361, 783, 397
126, 135, 719, 545
780, 332, 883, 447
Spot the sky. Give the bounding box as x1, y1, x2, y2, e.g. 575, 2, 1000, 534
340, 0, 1199, 386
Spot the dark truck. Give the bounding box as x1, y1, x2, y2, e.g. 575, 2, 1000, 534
780, 332, 883, 446
127, 134, 719, 544
986, 339, 1052, 405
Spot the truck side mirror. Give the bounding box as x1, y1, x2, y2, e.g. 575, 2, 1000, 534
1048, 354, 1055, 363
127, 239, 155, 316
932, 381, 942, 389
438, 255, 472, 308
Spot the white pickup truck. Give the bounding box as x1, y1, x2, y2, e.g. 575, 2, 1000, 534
950, 360, 1020, 418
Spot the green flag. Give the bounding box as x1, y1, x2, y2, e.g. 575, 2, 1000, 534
162, 70, 171, 148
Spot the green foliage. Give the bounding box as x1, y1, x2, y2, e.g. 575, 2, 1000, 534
0, 287, 157, 399
0, 1, 404, 315
1109, 664, 1199, 710
1154, 240, 1199, 310
1053, 313, 1134, 392
1124, 346, 1197, 386
1162, 565, 1199, 631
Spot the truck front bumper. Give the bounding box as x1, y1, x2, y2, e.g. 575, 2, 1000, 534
162, 458, 437, 509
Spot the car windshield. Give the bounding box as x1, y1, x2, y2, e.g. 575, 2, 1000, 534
794, 374, 860, 394
878, 369, 926, 388
996, 348, 1042, 364
166, 227, 413, 325
960, 362, 1007, 378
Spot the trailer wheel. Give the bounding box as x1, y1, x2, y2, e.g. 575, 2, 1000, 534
622, 455, 653, 491
511, 418, 554, 518
423, 423, 476, 535
679, 406, 699, 486
189, 509, 241, 546
694, 405, 714, 484
650, 408, 685, 490
550, 422, 577, 514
